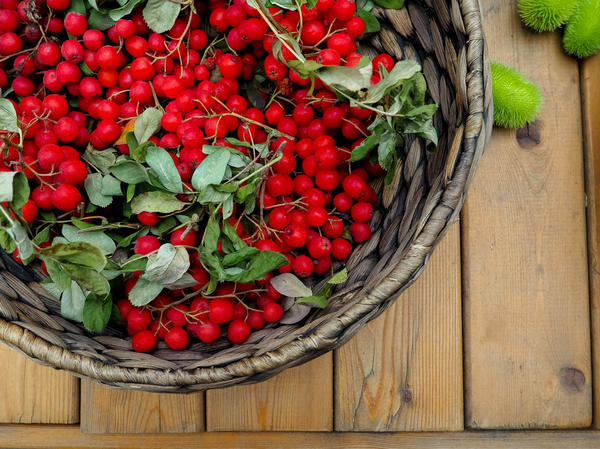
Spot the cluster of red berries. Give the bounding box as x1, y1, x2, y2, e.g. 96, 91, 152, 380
0, 0, 396, 352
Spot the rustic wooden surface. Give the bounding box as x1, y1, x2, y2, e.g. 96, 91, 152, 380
80, 380, 204, 433
334, 223, 462, 431
1, 1, 600, 446
582, 52, 600, 428
462, 0, 592, 429
0, 344, 79, 424
206, 354, 333, 431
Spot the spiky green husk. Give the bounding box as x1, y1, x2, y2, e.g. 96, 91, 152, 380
518, 0, 578, 31
563, 0, 600, 58
491, 62, 544, 129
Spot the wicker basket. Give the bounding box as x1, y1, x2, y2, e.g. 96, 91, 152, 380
0, 0, 492, 392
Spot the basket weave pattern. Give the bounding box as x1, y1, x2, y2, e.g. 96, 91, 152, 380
0, 0, 492, 392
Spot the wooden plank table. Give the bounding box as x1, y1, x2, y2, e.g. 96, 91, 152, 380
1, 0, 599, 446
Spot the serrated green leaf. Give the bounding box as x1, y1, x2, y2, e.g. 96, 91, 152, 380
131, 141, 155, 163
62, 264, 110, 296
88, 9, 116, 29
0, 98, 21, 143
373, 0, 404, 8
126, 183, 136, 202
85, 173, 114, 208
296, 294, 329, 308
128, 277, 164, 306
0, 229, 16, 253
222, 221, 246, 251
134, 107, 163, 143
142, 0, 181, 33
203, 215, 220, 252
191, 149, 231, 192
67, 0, 86, 14
42, 258, 72, 291
317, 57, 373, 92
101, 175, 123, 196
111, 159, 150, 184
42, 241, 107, 272
328, 268, 348, 285
61, 281, 86, 322
82, 293, 112, 332
222, 247, 259, 267
84, 147, 117, 174
228, 250, 288, 283
356, 9, 380, 34
2, 216, 33, 262
365, 60, 421, 104
0, 171, 29, 210
131, 191, 186, 214
62, 224, 116, 255
146, 146, 182, 193
108, 0, 145, 20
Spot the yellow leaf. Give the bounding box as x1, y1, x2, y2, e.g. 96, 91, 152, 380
115, 119, 135, 146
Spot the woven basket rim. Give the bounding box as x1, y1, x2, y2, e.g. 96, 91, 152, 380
0, 0, 491, 390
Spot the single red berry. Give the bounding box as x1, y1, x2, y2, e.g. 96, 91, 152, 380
132, 330, 157, 352
227, 319, 251, 344
209, 298, 235, 323
351, 202, 373, 222
170, 227, 198, 246
292, 255, 313, 277
166, 305, 190, 327
263, 302, 283, 322
197, 321, 221, 342
247, 310, 265, 330
134, 235, 161, 255
59, 159, 87, 185
127, 307, 152, 331
308, 236, 332, 259
20, 199, 37, 224
329, 237, 352, 261
165, 327, 189, 350
138, 211, 159, 226
51, 184, 81, 211
350, 222, 371, 242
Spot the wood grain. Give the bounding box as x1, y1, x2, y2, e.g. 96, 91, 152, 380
334, 223, 463, 431
0, 344, 79, 424
462, 0, 592, 428
206, 354, 332, 431
582, 53, 600, 428
3, 427, 600, 449
80, 380, 204, 433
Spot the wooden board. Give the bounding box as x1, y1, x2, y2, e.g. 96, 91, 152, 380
80, 380, 204, 433
3, 427, 600, 449
462, 0, 592, 428
0, 344, 79, 424
334, 223, 463, 431
582, 53, 600, 428
206, 354, 332, 431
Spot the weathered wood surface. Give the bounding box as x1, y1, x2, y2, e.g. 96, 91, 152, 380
3, 427, 600, 449
462, 0, 592, 429
334, 223, 463, 431
206, 355, 332, 431
80, 380, 204, 433
0, 344, 78, 424
582, 53, 600, 427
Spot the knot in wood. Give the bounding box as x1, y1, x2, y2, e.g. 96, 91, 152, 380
559, 367, 585, 393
